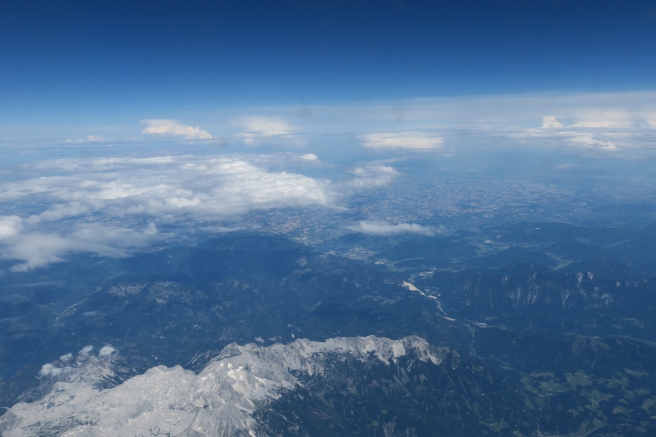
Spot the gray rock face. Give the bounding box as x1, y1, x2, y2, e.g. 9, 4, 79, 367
0, 336, 445, 437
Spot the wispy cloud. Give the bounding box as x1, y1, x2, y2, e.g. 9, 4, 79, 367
644, 112, 656, 128
235, 117, 301, 145
141, 119, 213, 140
65, 135, 106, 144
345, 221, 443, 236
542, 112, 635, 129
361, 132, 444, 150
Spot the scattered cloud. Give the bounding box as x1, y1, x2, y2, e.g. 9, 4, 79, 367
38, 344, 114, 381
301, 153, 318, 161
5, 91, 656, 152
345, 221, 444, 236
141, 119, 213, 140
225, 91, 648, 138
361, 132, 444, 150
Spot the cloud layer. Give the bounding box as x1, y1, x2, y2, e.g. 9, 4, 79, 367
0, 154, 398, 270
513, 128, 622, 152
361, 132, 444, 150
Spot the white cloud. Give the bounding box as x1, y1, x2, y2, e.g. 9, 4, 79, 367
361, 132, 444, 150
141, 119, 213, 140
211, 93, 654, 157
345, 221, 443, 236
65, 135, 106, 144
0, 216, 22, 239
85, 135, 105, 142
78, 346, 93, 357
60, 353, 73, 362
205, 92, 655, 155
0, 154, 398, 269
570, 120, 628, 128
99, 345, 116, 357
4, 233, 69, 270
641, 112, 656, 128
207, 160, 332, 209
347, 165, 399, 190
570, 110, 633, 128
512, 129, 622, 152
0, 156, 347, 220
39, 363, 63, 378
541, 112, 634, 130
566, 135, 617, 150
541, 116, 563, 128
300, 153, 318, 161
3, 223, 158, 272
235, 117, 301, 145
26, 203, 89, 224
39, 345, 109, 379
5, 91, 656, 152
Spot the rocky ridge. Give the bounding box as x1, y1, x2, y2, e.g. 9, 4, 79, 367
0, 335, 446, 437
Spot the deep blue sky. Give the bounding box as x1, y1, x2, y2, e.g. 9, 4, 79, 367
1, 0, 655, 125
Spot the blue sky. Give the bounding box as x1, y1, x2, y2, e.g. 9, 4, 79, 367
2, 0, 656, 129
